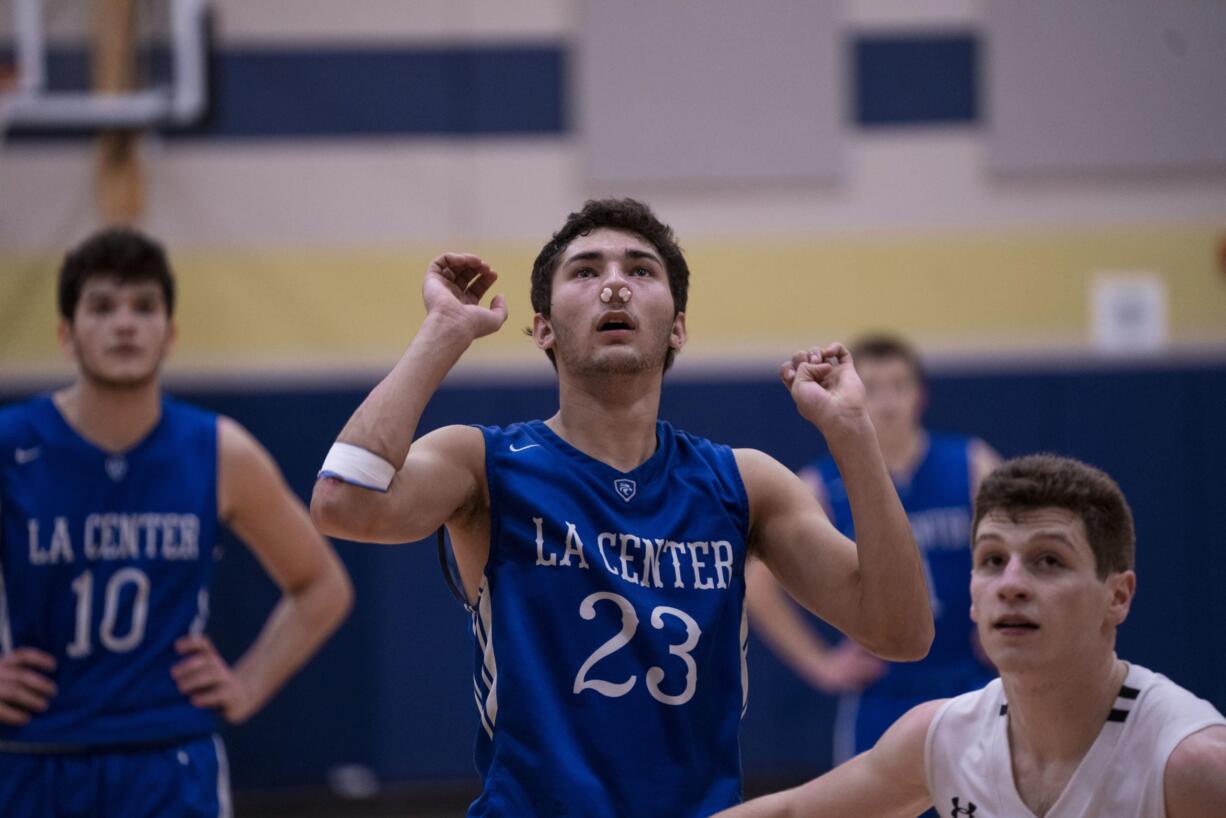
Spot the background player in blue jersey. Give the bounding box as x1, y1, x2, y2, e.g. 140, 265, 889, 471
0, 228, 353, 817
747, 334, 1000, 771
311, 198, 934, 817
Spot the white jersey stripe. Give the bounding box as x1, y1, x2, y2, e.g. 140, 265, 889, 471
739, 605, 749, 716
474, 684, 494, 739
0, 492, 9, 653
470, 577, 499, 732
0, 554, 12, 654
213, 735, 233, 818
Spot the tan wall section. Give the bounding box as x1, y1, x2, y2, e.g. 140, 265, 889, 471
4, 224, 1224, 378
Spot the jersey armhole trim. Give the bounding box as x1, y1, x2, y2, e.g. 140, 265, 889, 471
923, 696, 958, 799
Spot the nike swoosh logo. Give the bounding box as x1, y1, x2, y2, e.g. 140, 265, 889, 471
15, 446, 42, 464
509, 443, 541, 453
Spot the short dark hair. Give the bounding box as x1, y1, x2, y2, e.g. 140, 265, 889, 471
59, 227, 176, 320
850, 333, 925, 384
530, 198, 690, 370
972, 454, 1136, 578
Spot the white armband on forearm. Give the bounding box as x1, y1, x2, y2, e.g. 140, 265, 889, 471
318, 442, 396, 492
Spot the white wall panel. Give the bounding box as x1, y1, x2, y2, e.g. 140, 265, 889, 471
579, 0, 844, 185
4, 133, 1225, 253
987, 0, 1226, 174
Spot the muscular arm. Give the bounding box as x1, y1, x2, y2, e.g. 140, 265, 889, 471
715, 700, 940, 817
181, 418, 352, 724
737, 345, 932, 660
745, 557, 886, 693
1165, 725, 1226, 818
739, 447, 928, 661
310, 254, 505, 550
745, 463, 886, 691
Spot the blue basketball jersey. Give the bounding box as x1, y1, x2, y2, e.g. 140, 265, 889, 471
467, 420, 751, 817
816, 434, 988, 696
0, 395, 219, 747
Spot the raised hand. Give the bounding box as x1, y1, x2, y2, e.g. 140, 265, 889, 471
780, 343, 868, 434
0, 647, 57, 726
423, 253, 508, 342
171, 634, 255, 724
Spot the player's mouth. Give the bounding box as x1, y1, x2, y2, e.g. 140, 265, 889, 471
992, 614, 1039, 633
108, 343, 144, 357
596, 312, 637, 337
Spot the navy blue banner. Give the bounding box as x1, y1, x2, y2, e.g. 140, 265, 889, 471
4, 34, 986, 138
854, 33, 978, 126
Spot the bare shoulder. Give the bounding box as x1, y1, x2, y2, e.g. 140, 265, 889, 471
216, 416, 293, 522
217, 416, 275, 474
732, 448, 799, 493
883, 698, 946, 750
411, 423, 486, 465
1165, 725, 1226, 818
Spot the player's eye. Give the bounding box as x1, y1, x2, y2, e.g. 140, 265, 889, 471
574, 267, 597, 278
631, 265, 653, 277
85, 297, 115, 314
976, 552, 1004, 569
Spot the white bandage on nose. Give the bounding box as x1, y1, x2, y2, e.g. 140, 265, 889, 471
600, 286, 632, 303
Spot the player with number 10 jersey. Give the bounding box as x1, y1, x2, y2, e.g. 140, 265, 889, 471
0, 228, 351, 818
0, 395, 219, 746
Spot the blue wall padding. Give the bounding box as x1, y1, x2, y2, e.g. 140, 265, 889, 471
4, 362, 1223, 787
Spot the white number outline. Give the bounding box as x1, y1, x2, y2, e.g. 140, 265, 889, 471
646, 606, 700, 705
573, 592, 638, 697
573, 591, 703, 706
66, 567, 152, 657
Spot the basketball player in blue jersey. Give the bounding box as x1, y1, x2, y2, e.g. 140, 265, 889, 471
719, 455, 1226, 818
0, 228, 352, 817
312, 198, 934, 817
747, 335, 1000, 773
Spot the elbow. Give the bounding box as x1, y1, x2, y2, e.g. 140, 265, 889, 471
310, 480, 366, 541
301, 556, 355, 635
882, 623, 926, 662
865, 616, 934, 663
900, 617, 935, 662
329, 567, 355, 629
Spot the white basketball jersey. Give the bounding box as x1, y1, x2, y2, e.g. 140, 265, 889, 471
925, 663, 1225, 817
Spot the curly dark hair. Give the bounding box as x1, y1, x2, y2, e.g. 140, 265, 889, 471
972, 454, 1135, 578
59, 227, 176, 320
530, 198, 690, 370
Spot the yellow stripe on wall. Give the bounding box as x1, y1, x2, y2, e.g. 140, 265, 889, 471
3, 224, 1224, 377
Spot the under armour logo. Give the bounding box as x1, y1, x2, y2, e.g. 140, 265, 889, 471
613, 478, 636, 502
951, 797, 977, 816
105, 456, 128, 481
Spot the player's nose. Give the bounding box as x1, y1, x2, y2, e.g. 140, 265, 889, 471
995, 556, 1032, 600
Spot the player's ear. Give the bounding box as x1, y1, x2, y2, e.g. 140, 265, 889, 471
58, 318, 78, 362
968, 566, 981, 624
669, 311, 687, 351
532, 313, 555, 352
1105, 570, 1135, 626
165, 318, 178, 353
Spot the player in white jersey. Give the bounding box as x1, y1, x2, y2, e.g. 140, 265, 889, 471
719, 454, 1226, 818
